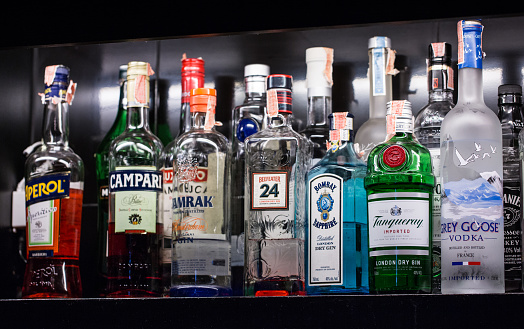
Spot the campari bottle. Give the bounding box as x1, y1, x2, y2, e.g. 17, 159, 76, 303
23, 65, 84, 298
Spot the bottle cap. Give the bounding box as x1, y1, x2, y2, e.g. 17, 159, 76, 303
458, 20, 484, 69
498, 84, 522, 96
182, 57, 205, 75
328, 112, 353, 131
368, 36, 391, 49
126, 61, 154, 107
44, 65, 69, 86
266, 74, 293, 116
267, 74, 293, 90
429, 42, 452, 63
386, 100, 412, 118
127, 61, 153, 77
306, 47, 334, 97
190, 88, 216, 112
244, 64, 269, 77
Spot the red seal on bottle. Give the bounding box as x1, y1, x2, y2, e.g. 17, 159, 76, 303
382, 145, 406, 168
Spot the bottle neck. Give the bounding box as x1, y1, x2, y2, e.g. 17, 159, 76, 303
244, 76, 266, 102
191, 111, 210, 129
307, 94, 332, 128
429, 90, 454, 103
42, 101, 69, 147
457, 67, 484, 106
368, 48, 392, 118
126, 106, 150, 131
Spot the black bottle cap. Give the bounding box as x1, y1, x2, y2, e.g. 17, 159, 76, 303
267, 74, 293, 90
429, 42, 452, 63
498, 84, 522, 96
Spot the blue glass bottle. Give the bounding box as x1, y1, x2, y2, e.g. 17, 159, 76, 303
305, 112, 369, 294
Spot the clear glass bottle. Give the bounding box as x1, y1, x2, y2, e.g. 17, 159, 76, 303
413, 42, 455, 293
106, 61, 163, 297
497, 84, 523, 292
161, 56, 205, 295
230, 64, 269, 296
440, 20, 505, 294
365, 100, 434, 293
94, 64, 127, 297
244, 74, 310, 296
300, 47, 333, 167
171, 88, 231, 297
354, 36, 394, 162
306, 112, 368, 295
23, 65, 84, 298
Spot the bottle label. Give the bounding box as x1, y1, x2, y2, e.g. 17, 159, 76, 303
251, 171, 289, 210
109, 167, 162, 234
26, 172, 71, 257
382, 145, 407, 168
502, 182, 522, 279
368, 192, 430, 250
371, 48, 386, 96
308, 173, 343, 286
161, 167, 174, 263
428, 64, 454, 91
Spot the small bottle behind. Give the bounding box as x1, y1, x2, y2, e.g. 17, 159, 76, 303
306, 112, 368, 295
94, 64, 128, 297
365, 100, 434, 294
230, 64, 269, 296
244, 74, 310, 296
354, 36, 396, 162
497, 84, 523, 292
171, 88, 231, 297
414, 42, 455, 293
301, 47, 333, 166
440, 20, 504, 294
23, 65, 84, 298
106, 61, 163, 297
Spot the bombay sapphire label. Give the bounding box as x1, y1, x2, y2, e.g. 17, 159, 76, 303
110, 167, 162, 233
308, 174, 343, 285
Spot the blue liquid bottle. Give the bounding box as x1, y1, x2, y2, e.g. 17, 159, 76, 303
305, 112, 369, 294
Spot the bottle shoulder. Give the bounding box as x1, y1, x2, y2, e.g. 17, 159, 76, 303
26, 145, 84, 180
414, 101, 454, 129
441, 103, 502, 139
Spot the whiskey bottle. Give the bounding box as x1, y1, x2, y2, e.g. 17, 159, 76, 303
354, 36, 395, 162
413, 42, 455, 293
300, 47, 333, 166
306, 112, 368, 294
161, 56, 205, 295
244, 74, 310, 296
230, 64, 269, 296
440, 20, 504, 294
106, 61, 163, 297
171, 88, 231, 297
23, 65, 84, 298
365, 100, 434, 293
94, 64, 127, 296
497, 84, 523, 291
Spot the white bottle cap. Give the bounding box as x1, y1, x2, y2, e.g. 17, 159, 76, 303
244, 64, 270, 77
368, 36, 391, 49
306, 47, 334, 97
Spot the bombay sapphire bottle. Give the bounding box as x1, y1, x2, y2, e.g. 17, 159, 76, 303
23, 65, 84, 298
244, 74, 310, 296
306, 112, 368, 294
171, 88, 231, 297
440, 20, 504, 294
414, 42, 455, 293
497, 84, 523, 292
365, 100, 434, 293
107, 62, 163, 297
300, 47, 333, 166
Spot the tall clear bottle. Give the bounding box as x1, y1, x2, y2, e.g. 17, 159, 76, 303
365, 100, 434, 293
354, 36, 395, 162
161, 56, 205, 295
306, 112, 368, 294
440, 20, 505, 294
106, 61, 163, 297
300, 47, 333, 167
23, 65, 84, 298
94, 64, 128, 296
171, 88, 231, 297
497, 84, 523, 291
230, 64, 269, 296
244, 74, 310, 296
413, 42, 455, 293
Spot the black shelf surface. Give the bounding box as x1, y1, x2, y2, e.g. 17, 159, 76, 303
1, 293, 523, 328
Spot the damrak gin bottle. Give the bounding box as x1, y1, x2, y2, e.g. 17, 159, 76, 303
365, 100, 434, 293
244, 74, 310, 296
440, 20, 504, 294
306, 112, 368, 294
171, 88, 231, 297
107, 61, 163, 297
414, 42, 455, 293
23, 65, 84, 298
230, 64, 269, 296
300, 47, 333, 167
161, 56, 205, 295
94, 64, 127, 296
354, 36, 397, 162
497, 84, 523, 291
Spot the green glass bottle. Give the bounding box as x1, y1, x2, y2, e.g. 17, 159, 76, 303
94, 65, 128, 296
364, 100, 434, 293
